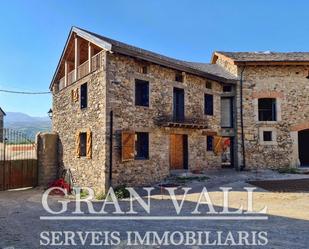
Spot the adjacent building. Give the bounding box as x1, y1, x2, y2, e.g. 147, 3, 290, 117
50, 27, 309, 193
212, 52, 309, 169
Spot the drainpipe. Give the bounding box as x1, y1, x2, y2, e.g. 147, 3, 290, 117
240, 65, 246, 170
109, 110, 113, 188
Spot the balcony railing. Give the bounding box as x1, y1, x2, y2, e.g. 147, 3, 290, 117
59, 77, 65, 91
67, 70, 75, 86
58, 51, 103, 91
78, 60, 89, 79
154, 115, 208, 129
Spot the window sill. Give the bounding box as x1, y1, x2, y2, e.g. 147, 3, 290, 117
259, 141, 278, 146
135, 105, 150, 108
256, 121, 278, 125
134, 157, 149, 161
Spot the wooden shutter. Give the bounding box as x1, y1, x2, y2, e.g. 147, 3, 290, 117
75, 131, 81, 158
71, 89, 79, 102
86, 128, 92, 159
214, 136, 223, 155
122, 131, 135, 161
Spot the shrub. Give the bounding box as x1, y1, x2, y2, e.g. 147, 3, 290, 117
114, 185, 130, 199
277, 167, 300, 174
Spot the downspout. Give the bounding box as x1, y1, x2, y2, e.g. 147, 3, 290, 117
240, 65, 246, 170
109, 110, 113, 188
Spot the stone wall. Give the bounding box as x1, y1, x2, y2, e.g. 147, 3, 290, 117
37, 132, 58, 186
216, 55, 309, 169
106, 52, 224, 187
242, 65, 309, 168
52, 51, 108, 193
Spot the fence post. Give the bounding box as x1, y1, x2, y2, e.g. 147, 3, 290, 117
36, 132, 58, 187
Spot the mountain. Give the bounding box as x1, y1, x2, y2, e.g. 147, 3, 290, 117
4, 112, 51, 141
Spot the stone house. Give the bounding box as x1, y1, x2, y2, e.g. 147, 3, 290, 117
212, 52, 309, 169
0, 107, 5, 142
50, 27, 309, 193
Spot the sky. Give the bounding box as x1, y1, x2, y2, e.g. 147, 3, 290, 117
0, 0, 308, 116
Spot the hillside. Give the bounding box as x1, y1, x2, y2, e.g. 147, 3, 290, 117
4, 112, 52, 141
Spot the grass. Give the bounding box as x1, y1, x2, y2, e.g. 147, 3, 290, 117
277, 167, 300, 174
174, 175, 209, 184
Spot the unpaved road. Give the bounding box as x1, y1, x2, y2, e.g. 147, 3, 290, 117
0, 170, 308, 249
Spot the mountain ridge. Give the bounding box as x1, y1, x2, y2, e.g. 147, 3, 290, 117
4, 112, 52, 141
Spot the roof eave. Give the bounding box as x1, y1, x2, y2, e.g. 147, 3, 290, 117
234, 60, 309, 66
112, 46, 237, 84
49, 27, 113, 90
0, 108, 6, 116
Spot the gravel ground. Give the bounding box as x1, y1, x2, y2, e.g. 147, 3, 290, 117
0, 169, 308, 249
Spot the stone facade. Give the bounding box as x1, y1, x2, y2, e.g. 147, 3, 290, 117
106, 52, 225, 187
52, 47, 232, 192
52, 51, 108, 193
215, 55, 309, 169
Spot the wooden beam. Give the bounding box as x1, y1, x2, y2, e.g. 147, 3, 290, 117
64, 60, 68, 86
74, 35, 80, 81
88, 42, 93, 73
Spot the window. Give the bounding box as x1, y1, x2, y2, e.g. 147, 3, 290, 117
204, 94, 214, 116
221, 97, 233, 128
207, 136, 213, 151
173, 87, 185, 122
223, 85, 232, 92
79, 132, 87, 157
135, 132, 149, 159
263, 131, 272, 141
142, 66, 148, 74
175, 72, 184, 82
135, 79, 149, 107
80, 83, 88, 109
258, 98, 276, 121
206, 81, 212, 89
76, 129, 92, 158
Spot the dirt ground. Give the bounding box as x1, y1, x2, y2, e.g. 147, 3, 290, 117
0, 169, 308, 249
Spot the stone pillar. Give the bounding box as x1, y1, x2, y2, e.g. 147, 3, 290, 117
290, 131, 300, 168
36, 132, 59, 186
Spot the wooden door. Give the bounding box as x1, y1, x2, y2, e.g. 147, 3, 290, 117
170, 134, 184, 170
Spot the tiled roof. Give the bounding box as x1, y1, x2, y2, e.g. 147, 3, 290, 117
76, 27, 237, 83
183, 62, 237, 81
216, 51, 309, 62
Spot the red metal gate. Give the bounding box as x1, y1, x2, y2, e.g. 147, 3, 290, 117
0, 129, 38, 191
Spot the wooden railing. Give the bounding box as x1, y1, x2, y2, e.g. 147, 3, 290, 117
91, 52, 102, 72
59, 77, 65, 90
154, 115, 208, 129
67, 70, 75, 86
57, 51, 103, 91
78, 60, 89, 79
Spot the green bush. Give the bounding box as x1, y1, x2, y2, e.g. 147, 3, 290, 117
114, 185, 130, 199
277, 167, 300, 174
175, 176, 209, 184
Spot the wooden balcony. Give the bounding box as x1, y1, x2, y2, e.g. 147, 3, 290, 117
58, 51, 103, 91
155, 115, 208, 129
